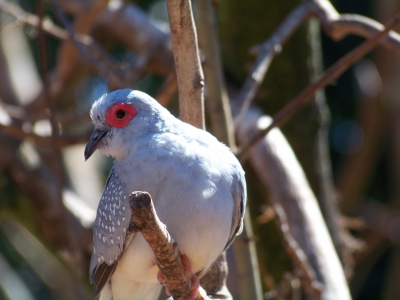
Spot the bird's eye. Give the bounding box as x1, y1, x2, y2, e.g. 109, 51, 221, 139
116, 109, 126, 120
105, 103, 137, 128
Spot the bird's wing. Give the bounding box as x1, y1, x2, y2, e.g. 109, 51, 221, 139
89, 167, 133, 298
224, 172, 247, 250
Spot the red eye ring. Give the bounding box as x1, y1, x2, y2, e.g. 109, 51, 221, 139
105, 103, 137, 128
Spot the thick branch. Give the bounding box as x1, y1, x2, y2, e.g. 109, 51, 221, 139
236, 106, 351, 299
128, 192, 208, 300
166, 0, 204, 129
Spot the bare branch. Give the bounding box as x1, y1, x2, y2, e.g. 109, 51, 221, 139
166, 0, 204, 129
237, 14, 400, 161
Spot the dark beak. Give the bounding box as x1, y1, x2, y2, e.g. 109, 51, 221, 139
84, 128, 108, 161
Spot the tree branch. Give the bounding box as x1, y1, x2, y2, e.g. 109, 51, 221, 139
166, 0, 204, 129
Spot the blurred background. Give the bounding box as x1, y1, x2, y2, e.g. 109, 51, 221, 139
0, 0, 399, 299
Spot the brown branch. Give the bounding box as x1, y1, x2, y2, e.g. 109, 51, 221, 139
237, 14, 400, 161
127, 192, 209, 300
166, 0, 205, 129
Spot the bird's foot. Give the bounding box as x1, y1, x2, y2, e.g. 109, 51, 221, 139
157, 254, 201, 300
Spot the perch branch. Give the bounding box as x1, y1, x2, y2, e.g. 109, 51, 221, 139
127, 191, 209, 300
237, 14, 400, 161
166, 0, 205, 129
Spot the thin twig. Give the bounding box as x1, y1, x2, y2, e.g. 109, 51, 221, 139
237, 14, 400, 161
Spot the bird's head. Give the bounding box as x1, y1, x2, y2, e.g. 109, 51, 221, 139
84, 89, 166, 161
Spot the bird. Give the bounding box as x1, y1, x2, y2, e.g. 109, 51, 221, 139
84, 89, 246, 300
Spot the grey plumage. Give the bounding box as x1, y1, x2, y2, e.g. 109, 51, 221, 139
86, 89, 246, 300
